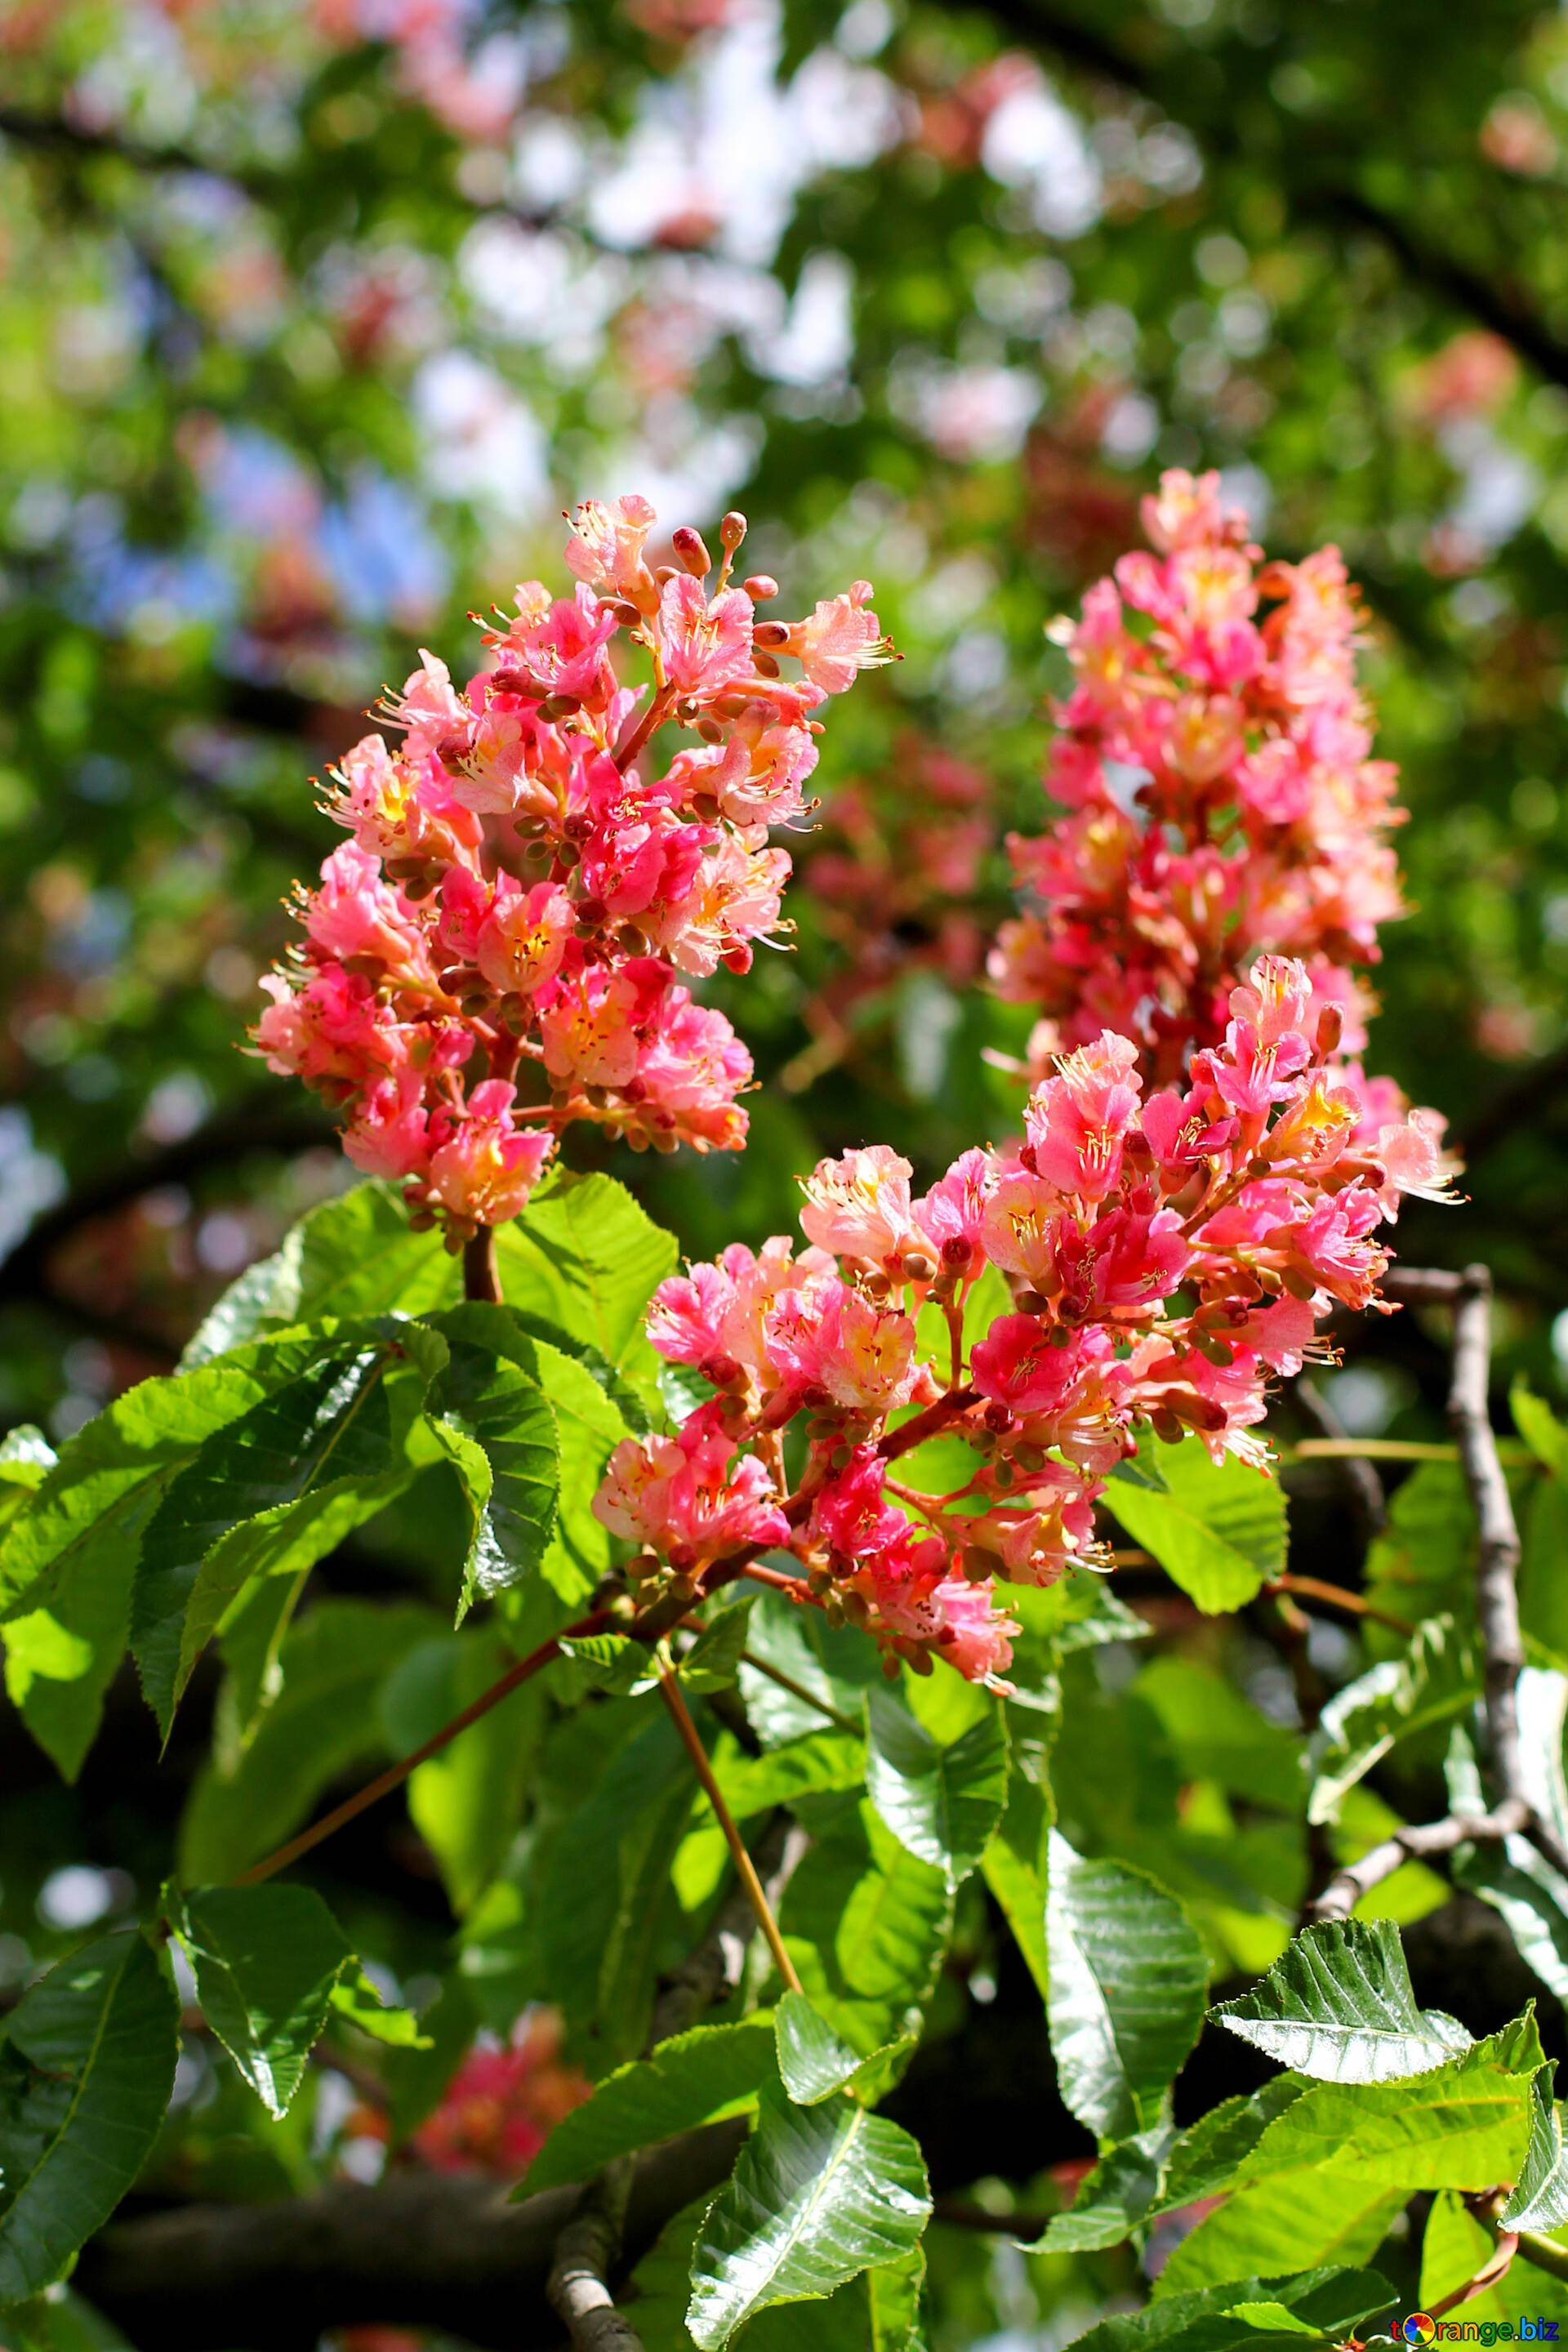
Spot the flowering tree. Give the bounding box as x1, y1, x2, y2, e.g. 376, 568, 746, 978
1, 480, 1567, 2352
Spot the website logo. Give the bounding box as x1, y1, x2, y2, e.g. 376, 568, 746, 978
1399, 2320, 1559, 2345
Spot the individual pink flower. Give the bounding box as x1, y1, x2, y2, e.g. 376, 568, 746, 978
1024, 1032, 1143, 1200
486, 583, 618, 702
790, 582, 893, 695
657, 573, 755, 697
564, 493, 657, 604
799, 1146, 917, 1264
427, 1083, 555, 1228
474, 881, 576, 999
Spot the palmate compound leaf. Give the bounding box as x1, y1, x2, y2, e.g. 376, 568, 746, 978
0, 1932, 180, 2304
172, 1883, 357, 2119
1102, 1436, 1285, 1614
863, 1683, 1009, 1889
1045, 1831, 1209, 2142
685, 2087, 931, 2349
1212, 1918, 1472, 2082
521, 2016, 779, 2195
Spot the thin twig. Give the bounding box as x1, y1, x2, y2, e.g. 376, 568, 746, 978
1263, 1574, 1415, 1637
1312, 1264, 1550, 1918
657, 1667, 803, 1995
233, 1608, 614, 1885
1294, 1377, 1387, 1535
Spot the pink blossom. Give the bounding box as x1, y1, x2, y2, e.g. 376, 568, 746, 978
427, 1083, 555, 1227
475, 881, 576, 999
791, 582, 893, 695
657, 574, 755, 697
799, 1146, 916, 1264
488, 584, 618, 702
594, 1412, 791, 1561
564, 494, 657, 603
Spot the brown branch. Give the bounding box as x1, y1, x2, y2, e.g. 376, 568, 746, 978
1312, 1264, 1557, 1918
1263, 1574, 1414, 1637
548, 2159, 644, 2352
78, 2122, 747, 2352
464, 1226, 502, 1304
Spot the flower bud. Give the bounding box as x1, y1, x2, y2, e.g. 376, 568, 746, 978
719, 510, 748, 550
742, 575, 778, 602
488, 667, 530, 696
752, 621, 791, 649
1315, 1002, 1343, 1058
902, 1250, 938, 1283
672, 526, 711, 578
940, 1234, 974, 1273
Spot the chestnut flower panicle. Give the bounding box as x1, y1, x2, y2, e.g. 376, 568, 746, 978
594, 951, 1459, 1689
253, 497, 892, 1244
991, 468, 1411, 1103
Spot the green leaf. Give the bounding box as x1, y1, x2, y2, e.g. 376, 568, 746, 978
1156, 2077, 1312, 2211
1514, 1383, 1568, 1475
0, 1427, 55, 1485
1212, 1918, 1472, 2082
1157, 2017, 1542, 2296
0, 1933, 179, 2302
178, 1599, 440, 1882
1072, 2269, 1395, 2352
327, 1967, 430, 2046
1134, 1657, 1304, 1816
132, 1336, 404, 1733
1043, 2126, 1174, 2251
0, 2284, 134, 2350
1521, 1472, 1568, 1667
780, 1804, 953, 2060
1307, 1609, 1479, 1825
535, 1710, 698, 2060
1454, 1672, 1568, 1997
981, 1748, 1052, 2000
384, 1632, 548, 1913
495, 1169, 678, 1370
523, 2017, 779, 2194
171, 1884, 354, 2118
0, 1339, 328, 1777
686, 2088, 931, 2348
1503, 2065, 1568, 2229
1045, 1831, 1208, 2141
1101, 1437, 1285, 1613
864, 1686, 1008, 1888
738, 1593, 880, 1748
773, 1993, 910, 2107
1361, 1462, 1474, 1659
420, 1312, 560, 1615
714, 1731, 866, 1822
679, 1598, 755, 1694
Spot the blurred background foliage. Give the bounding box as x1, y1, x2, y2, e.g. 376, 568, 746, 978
4, 2, 1568, 2338
6, 0, 1568, 1441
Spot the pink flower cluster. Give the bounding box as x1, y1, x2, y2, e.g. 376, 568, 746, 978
595, 953, 1458, 1684
254, 496, 890, 1241
990, 469, 1409, 1092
